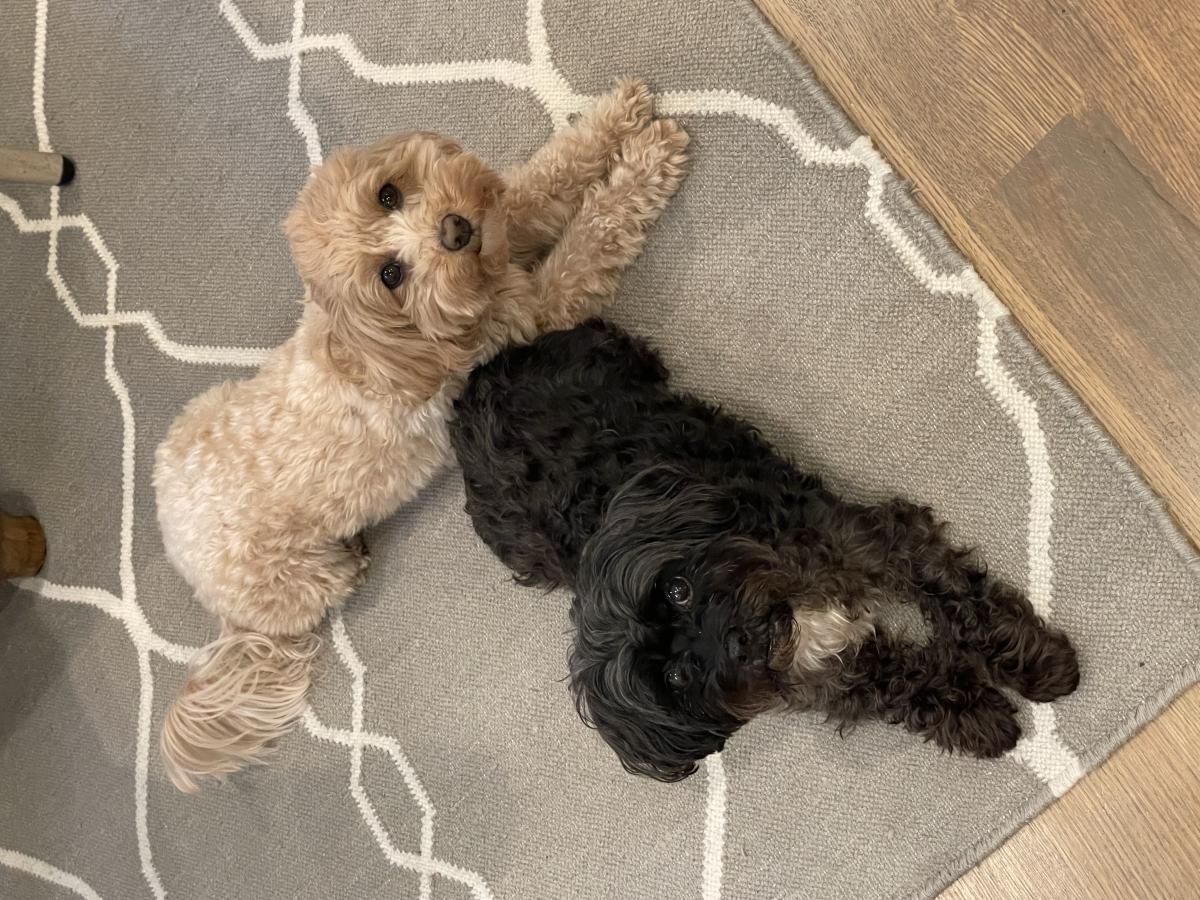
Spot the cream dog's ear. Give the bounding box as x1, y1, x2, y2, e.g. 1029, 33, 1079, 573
282, 146, 360, 291
283, 199, 329, 298
284, 203, 361, 322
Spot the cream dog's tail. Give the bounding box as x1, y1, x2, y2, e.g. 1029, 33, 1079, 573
161, 628, 321, 793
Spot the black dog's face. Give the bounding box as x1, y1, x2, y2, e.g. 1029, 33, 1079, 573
570, 468, 798, 781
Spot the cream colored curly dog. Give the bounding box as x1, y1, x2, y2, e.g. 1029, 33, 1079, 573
154, 78, 689, 792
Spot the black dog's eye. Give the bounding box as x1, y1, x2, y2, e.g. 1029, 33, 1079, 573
665, 662, 690, 691
378, 183, 402, 209
664, 576, 692, 609
380, 261, 405, 288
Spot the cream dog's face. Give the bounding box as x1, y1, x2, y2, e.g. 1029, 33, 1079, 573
284, 132, 509, 399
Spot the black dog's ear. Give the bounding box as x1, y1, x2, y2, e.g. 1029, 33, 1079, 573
570, 655, 737, 782
621, 727, 728, 783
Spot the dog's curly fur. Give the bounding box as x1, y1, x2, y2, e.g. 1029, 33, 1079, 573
450, 320, 1081, 781
154, 81, 689, 792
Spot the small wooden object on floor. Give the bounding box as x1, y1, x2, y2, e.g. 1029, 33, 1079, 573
1, 513, 46, 579
0, 148, 74, 186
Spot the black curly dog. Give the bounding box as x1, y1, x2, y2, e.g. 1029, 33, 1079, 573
450, 320, 1080, 781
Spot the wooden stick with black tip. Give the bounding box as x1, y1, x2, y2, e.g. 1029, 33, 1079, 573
0, 148, 75, 186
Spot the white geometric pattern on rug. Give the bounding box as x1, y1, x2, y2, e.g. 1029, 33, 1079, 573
0, 0, 1083, 897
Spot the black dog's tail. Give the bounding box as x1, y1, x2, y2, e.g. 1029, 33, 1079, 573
570, 318, 670, 385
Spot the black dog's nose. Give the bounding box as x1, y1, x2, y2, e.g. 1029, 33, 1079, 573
439, 214, 473, 251
725, 629, 750, 664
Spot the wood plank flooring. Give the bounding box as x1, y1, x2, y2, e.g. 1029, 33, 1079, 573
754, 1, 1200, 896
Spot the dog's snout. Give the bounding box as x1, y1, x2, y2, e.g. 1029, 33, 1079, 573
725, 628, 750, 664
439, 214, 473, 251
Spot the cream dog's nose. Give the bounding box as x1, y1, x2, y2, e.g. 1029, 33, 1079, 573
439, 214, 473, 251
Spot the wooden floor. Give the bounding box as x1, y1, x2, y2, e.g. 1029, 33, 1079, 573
755, 1, 1200, 897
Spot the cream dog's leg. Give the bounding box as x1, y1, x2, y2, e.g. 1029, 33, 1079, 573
504, 78, 654, 267
528, 119, 690, 333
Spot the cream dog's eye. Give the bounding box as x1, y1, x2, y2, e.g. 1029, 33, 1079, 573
380, 261, 405, 288
378, 183, 402, 209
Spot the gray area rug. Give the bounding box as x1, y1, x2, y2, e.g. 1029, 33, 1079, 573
2, 1, 1199, 898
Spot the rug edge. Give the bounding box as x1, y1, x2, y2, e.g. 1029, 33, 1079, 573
902, 654, 1200, 900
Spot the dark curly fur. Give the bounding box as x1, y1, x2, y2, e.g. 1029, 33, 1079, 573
450, 320, 1080, 781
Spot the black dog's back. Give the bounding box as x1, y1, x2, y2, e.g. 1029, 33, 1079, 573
451, 319, 815, 587
452, 320, 670, 586
452, 320, 1081, 781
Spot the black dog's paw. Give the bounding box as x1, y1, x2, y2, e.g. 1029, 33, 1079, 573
909, 677, 1020, 758
1009, 629, 1080, 703
945, 684, 1021, 758
987, 626, 1080, 703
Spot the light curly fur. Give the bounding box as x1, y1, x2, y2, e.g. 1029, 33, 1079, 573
154, 78, 689, 792
788, 606, 876, 675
